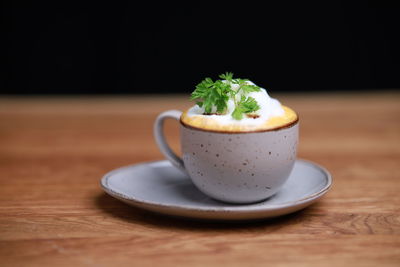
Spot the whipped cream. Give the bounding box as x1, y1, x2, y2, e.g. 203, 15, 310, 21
187, 81, 284, 127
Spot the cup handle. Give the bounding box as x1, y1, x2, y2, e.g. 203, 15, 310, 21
154, 110, 186, 173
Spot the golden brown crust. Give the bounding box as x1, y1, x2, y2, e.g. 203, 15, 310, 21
180, 105, 299, 133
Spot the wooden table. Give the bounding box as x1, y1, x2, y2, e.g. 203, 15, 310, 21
0, 92, 399, 266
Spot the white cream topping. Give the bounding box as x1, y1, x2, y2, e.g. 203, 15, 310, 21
187, 80, 284, 126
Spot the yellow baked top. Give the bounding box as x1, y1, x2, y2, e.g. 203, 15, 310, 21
181, 105, 298, 132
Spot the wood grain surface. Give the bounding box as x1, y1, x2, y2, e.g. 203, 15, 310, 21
0, 92, 399, 267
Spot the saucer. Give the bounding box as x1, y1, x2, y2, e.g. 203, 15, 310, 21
100, 159, 332, 221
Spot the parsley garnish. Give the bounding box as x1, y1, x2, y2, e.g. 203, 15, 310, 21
232, 95, 260, 120
190, 77, 232, 114
190, 72, 261, 120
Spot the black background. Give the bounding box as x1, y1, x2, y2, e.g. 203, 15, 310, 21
2, 1, 399, 94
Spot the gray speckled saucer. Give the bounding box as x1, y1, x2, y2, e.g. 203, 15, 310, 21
100, 159, 332, 221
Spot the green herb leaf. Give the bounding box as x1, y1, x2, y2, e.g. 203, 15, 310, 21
240, 84, 261, 94
219, 72, 234, 83
232, 96, 261, 120
190, 73, 261, 119
232, 78, 248, 85
232, 107, 244, 120
240, 96, 260, 113
191, 76, 232, 114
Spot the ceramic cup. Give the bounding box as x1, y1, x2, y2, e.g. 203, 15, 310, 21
154, 110, 299, 204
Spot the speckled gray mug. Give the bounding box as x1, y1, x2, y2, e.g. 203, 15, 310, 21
154, 110, 299, 204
